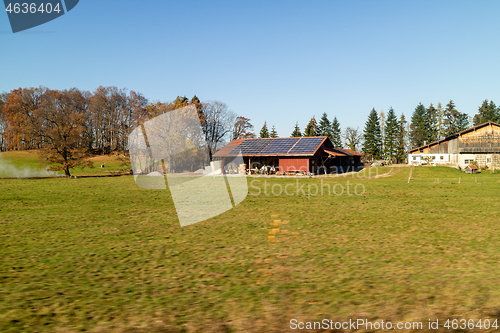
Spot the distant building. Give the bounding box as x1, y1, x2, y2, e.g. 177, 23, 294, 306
464, 164, 478, 174
213, 136, 362, 174
408, 121, 500, 169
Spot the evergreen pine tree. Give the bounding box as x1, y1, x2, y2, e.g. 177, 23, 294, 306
291, 122, 302, 137
190, 95, 201, 105
190, 95, 204, 125
488, 101, 499, 123
457, 113, 470, 132
410, 103, 427, 148
304, 116, 318, 137
384, 107, 398, 160
259, 122, 269, 138
363, 108, 382, 159
443, 100, 458, 136
270, 125, 278, 138
425, 103, 439, 143
317, 113, 333, 139
173, 96, 189, 108
436, 102, 445, 139
330, 116, 342, 147
474, 100, 490, 126
473, 100, 500, 125
443, 100, 469, 136
396, 114, 407, 163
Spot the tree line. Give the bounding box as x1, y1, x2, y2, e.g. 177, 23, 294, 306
257, 99, 499, 163
0, 86, 149, 154
258, 113, 343, 148
362, 99, 500, 162
0, 86, 255, 176
1, 85, 498, 173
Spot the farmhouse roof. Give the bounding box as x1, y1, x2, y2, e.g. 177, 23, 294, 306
408, 121, 500, 153
323, 148, 346, 156
338, 148, 363, 156
323, 148, 363, 157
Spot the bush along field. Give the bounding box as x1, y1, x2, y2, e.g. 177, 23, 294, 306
2, 165, 500, 332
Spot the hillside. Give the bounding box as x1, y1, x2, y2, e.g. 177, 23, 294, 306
0, 150, 132, 178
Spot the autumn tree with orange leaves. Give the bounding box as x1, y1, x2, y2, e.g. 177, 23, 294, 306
232, 116, 255, 140
3, 87, 90, 176
0, 88, 246, 173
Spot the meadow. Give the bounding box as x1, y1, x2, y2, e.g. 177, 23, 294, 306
2, 152, 500, 332
0, 150, 131, 178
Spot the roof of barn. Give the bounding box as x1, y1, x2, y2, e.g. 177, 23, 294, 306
214, 137, 363, 158
408, 121, 500, 153
214, 136, 328, 157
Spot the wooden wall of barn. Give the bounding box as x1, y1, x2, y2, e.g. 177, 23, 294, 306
420, 125, 500, 155
458, 125, 500, 153
279, 158, 310, 172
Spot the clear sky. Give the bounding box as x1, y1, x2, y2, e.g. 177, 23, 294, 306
1, 0, 500, 137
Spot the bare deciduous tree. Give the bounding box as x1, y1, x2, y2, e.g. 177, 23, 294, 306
201, 101, 236, 160
82, 86, 149, 155
89, 86, 127, 154
0, 92, 8, 151
344, 126, 363, 152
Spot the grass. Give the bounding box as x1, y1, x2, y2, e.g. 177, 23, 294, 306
0, 151, 131, 177
2, 162, 500, 332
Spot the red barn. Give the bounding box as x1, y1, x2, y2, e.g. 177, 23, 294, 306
213, 136, 362, 174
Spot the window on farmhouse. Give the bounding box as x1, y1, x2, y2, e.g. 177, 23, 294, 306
413, 156, 416, 161
440, 156, 444, 160
464, 159, 473, 164
432, 156, 436, 160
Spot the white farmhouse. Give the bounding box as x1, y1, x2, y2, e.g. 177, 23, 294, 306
408, 121, 500, 170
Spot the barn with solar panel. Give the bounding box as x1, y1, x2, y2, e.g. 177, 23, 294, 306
213, 136, 362, 175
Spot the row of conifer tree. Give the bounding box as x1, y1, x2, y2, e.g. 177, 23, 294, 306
257, 99, 500, 162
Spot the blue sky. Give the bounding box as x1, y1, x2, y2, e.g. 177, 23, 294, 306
1, 0, 500, 137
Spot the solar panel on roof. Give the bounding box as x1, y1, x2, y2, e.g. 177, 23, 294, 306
259, 138, 300, 154
228, 138, 273, 155
287, 137, 324, 154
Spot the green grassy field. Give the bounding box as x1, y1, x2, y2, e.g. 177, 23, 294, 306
2, 160, 500, 332
0, 151, 131, 177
